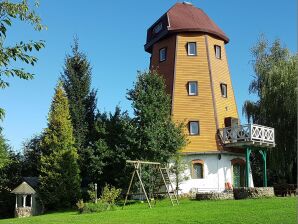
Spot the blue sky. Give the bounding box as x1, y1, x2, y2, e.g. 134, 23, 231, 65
1, 0, 296, 151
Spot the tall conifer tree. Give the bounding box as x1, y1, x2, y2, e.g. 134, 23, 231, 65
39, 82, 81, 209
61, 40, 97, 178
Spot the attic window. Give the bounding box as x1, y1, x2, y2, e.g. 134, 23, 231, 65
153, 22, 163, 34
187, 42, 197, 56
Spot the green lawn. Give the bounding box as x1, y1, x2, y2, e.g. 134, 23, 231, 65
1, 197, 296, 224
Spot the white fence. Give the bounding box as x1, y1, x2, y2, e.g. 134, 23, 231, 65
219, 124, 275, 146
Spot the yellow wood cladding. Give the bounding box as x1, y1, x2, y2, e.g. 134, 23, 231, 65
149, 33, 238, 153
173, 34, 218, 152
206, 35, 239, 128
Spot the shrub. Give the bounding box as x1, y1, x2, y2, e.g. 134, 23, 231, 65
101, 184, 121, 206
76, 201, 115, 214
87, 183, 96, 202
76, 200, 84, 214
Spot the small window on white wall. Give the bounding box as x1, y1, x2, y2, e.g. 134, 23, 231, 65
187, 42, 197, 56
159, 47, 166, 62
192, 160, 204, 179
189, 121, 199, 135
188, 81, 198, 96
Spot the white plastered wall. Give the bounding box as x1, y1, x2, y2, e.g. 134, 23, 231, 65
175, 153, 254, 194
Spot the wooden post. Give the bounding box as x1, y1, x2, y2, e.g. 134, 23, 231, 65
123, 169, 136, 207
30, 195, 33, 208
135, 168, 152, 208
23, 195, 26, 207
15, 195, 18, 208
245, 147, 251, 187
94, 183, 98, 204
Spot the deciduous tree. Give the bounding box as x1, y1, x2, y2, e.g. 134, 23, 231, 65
0, 0, 45, 119
243, 37, 297, 184
127, 70, 186, 163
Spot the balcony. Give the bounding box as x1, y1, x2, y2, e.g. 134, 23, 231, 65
218, 124, 275, 148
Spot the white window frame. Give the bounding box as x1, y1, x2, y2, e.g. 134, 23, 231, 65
189, 121, 199, 135
215, 45, 221, 59
159, 47, 166, 62
187, 42, 197, 56
188, 81, 198, 96
220, 83, 227, 98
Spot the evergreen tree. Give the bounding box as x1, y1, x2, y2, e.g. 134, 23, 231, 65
0, 131, 10, 169
39, 82, 81, 209
243, 37, 297, 184
127, 71, 186, 163
61, 40, 97, 178
22, 134, 43, 177
97, 107, 137, 188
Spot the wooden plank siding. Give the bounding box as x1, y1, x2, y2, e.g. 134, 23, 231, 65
172, 34, 218, 152
206, 36, 239, 128
150, 35, 177, 96
150, 33, 238, 153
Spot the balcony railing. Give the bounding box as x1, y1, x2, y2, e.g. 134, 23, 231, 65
218, 124, 275, 148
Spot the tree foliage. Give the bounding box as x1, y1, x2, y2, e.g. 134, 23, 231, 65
22, 134, 42, 177
39, 82, 81, 209
61, 39, 97, 178
127, 70, 186, 163
0, 131, 10, 169
0, 0, 46, 120
242, 37, 297, 184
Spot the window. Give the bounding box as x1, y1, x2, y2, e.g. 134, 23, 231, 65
220, 83, 227, 98
159, 48, 166, 62
188, 81, 198, 96
153, 22, 163, 34
192, 160, 204, 179
214, 45, 221, 59
187, 42, 197, 56
189, 121, 199, 135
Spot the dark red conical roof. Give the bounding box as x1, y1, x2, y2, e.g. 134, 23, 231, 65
145, 2, 229, 53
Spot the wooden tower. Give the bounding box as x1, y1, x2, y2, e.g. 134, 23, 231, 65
145, 2, 238, 153
144, 2, 275, 192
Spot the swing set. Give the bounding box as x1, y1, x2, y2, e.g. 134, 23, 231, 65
123, 160, 179, 208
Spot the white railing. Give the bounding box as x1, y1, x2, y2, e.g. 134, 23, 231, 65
219, 124, 275, 146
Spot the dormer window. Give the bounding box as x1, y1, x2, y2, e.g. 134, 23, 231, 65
187, 42, 197, 56
215, 45, 221, 59
159, 48, 167, 62
153, 22, 163, 34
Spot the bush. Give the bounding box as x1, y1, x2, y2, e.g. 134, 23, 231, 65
76, 200, 115, 214
76, 184, 121, 214
101, 184, 121, 205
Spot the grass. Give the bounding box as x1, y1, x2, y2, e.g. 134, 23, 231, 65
1, 197, 296, 224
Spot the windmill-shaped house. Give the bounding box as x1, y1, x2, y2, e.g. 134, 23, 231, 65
145, 2, 275, 193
